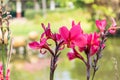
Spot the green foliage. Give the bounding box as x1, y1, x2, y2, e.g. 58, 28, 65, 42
56, 0, 69, 7
26, 1, 34, 8
12, 9, 93, 37
92, 4, 116, 19
73, 0, 94, 8
25, 9, 42, 19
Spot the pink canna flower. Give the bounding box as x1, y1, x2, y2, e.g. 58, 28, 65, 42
29, 38, 47, 49
29, 41, 41, 49
59, 21, 87, 48
41, 23, 62, 41
41, 23, 53, 39
29, 37, 49, 54
79, 32, 100, 56
87, 32, 100, 56
96, 20, 107, 32
108, 18, 117, 34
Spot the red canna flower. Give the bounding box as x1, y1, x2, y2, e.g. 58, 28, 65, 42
59, 21, 87, 48
96, 20, 107, 32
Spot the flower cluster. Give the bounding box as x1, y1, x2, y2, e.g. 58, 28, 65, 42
29, 18, 118, 80
29, 23, 63, 55
65, 18, 118, 80
67, 18, 117, 61
29, 23, 64, 80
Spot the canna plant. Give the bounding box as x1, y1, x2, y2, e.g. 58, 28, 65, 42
29, 21, 87, 80
29, 17, 119, 80
29, 23, 64, 80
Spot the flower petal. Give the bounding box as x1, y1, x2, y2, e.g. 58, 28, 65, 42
59, 26, 69, 41
70, 22, 83, 39
96, 20, 107, 32
29, 41, 40, 49
67, 52, 76, 60
74, 34, 87, 47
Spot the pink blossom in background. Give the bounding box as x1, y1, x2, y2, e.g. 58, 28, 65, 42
0, 64, 10, 80
6, 69, 10, 80
96, 20, 107, 32
108, 18, 117, 34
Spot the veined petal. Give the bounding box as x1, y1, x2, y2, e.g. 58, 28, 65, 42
40, 38, 47, 46
70, 22, 83, 39
96, 20, 107, 32
74, 34, 87, 47
29, 41, 40, 49
59, 26, 69, 41
90, 45, 99, 56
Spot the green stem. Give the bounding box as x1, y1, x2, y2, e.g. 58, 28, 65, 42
92, 69, 96, 80
2, 44, 6, 80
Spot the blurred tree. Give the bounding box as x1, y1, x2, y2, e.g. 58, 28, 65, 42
26, 1, 34, 8
73, 0, 94, 8
34, 0, 40, 12
50, 0, 55, 10
42, 0, 47, 17
55, 0, 71, 7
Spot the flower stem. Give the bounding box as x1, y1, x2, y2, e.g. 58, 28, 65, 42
92, 68, 96, 80
86, 53, 91, 80
2, 44, 6, 80
50, 56, 57, 80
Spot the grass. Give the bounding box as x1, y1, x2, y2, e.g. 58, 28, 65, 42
10, 9, 94, 37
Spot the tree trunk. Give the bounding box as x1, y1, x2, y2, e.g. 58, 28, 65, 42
41, 0, 47, 17
50, 0, 55, 11
34, 0, 40, 12
16, 0, 22, 18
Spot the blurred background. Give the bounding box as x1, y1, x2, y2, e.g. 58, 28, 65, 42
1, 0, 120, 80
